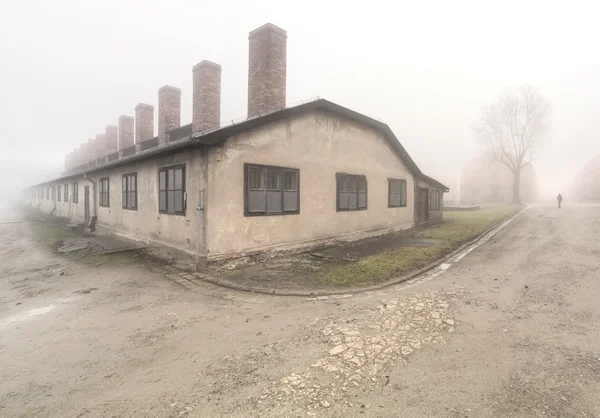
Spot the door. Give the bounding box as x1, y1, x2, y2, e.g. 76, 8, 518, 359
417, 188, 429, 224
84, 186, 90, 222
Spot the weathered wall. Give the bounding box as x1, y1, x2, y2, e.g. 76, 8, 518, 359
33, 148, 205, 254
34, 179, 92, 223
206, 109, 416, 259
91, 149, 205, 253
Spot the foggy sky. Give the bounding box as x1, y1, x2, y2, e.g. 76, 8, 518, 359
1, 0, 599, 200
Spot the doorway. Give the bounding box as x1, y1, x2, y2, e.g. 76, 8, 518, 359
417, 188, 429, 224
84, 186, 90, 222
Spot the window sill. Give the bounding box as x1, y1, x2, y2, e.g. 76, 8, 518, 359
388, 205, 408, 208
122, 207, 138, 211
244, 210, 300, 217
336, 208, 367, 212
159, 211, 187, 217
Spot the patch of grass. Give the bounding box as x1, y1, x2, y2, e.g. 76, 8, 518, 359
319, 204, 522, 287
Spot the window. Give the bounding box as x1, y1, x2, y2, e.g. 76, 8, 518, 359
430, 190, 441, 211
336, 173, 367, 211
52, 186, 56, 201
244, 164, 299, 215
57, 185, 61, 202
73, 182, 78, 203
99, 178, 110, 207
388, 179, 408, 208
159, 165, 186, 215
64, 184, 69, 202
122, 173, 137, 210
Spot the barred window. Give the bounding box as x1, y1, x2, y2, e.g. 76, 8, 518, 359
159, 165, 186, 215
245, 164, 299, 215
72, 182, 79, 203
99, 178, 109, 207
388, 179, 407, 208
122, 173, 137, 210
336, 173, 367, 211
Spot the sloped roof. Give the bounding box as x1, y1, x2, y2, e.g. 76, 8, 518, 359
29, 99, 448, 191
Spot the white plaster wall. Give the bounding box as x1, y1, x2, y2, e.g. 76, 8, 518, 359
206, 109, 415, 258
90, 149, 204, 253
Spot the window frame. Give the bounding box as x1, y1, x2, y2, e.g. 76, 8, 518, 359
99, 177, 110, 208
158, 164, 186, 216
388, 178, 408, 208
430, 189, 441, 211
72, 182, 79, 204
243, 163, 300, 217
122, 172, 138, 211
64, 183, 69, 202
57, 184, 61, 202
336, 173, 368, 212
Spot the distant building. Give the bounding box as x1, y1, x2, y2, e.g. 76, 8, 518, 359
460, 152, 537, 204
570, 155, 600, 201
24, 23, 448, 261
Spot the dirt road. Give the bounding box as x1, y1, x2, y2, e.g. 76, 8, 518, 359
1, 204, 599, 417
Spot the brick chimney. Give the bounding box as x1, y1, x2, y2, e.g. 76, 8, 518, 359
105, 125, 118, 155
193, 60, 222, 133
248, 23, 287, 118
135, 103, 154, 144
94, 133, 107, 161
83, 138, 94, 164
158, 85, 181, 144
118, 115, 134, 149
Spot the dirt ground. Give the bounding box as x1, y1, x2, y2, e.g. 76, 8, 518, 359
1, 204, 600, 417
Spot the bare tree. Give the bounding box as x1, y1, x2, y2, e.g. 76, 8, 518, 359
473, 85, 552, 203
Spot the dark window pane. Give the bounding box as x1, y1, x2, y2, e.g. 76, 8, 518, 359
348, 177, 357, 193
339, 175, 348, 192
357, 177, 366, 192
338, 192, 348, 210
122, 192, 126, 207
248, 190, 266, 212
266, 190, 282, 213
175, 169, 183, 190
159, 191, 167, 211
122, 177, 127, 191
167, 169, 174, 190
348, 193, 358, 209
174, 191, 184, 213
130, 176, 136, 191
167, 191, 175, 212
283, 171, 297, 191
267, 169, 281, 191
159, 171, 166, 190
249, 168, 265, 190
283, 191, 298, 211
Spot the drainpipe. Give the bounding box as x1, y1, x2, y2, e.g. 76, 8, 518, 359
83, 173, 97, 232
195, 189, 205, 270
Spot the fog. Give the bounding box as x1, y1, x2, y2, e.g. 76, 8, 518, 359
1, 0, 599, 202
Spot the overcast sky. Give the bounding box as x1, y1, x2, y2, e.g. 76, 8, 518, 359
1, 0, 599, 199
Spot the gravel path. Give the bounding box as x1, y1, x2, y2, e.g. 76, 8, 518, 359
1, 204, 599, 417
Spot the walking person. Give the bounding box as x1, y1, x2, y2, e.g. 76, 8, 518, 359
557, 193, 563, 209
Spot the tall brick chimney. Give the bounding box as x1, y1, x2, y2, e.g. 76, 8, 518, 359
193, 60, 222, 133
118, 115, 135, 149
248, 23, 287, 118
158, 85, 181, 144
84, 139, 94, 164
105, 125, 118, 155
135, 103, 154, 144
94, 133, 107, 161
